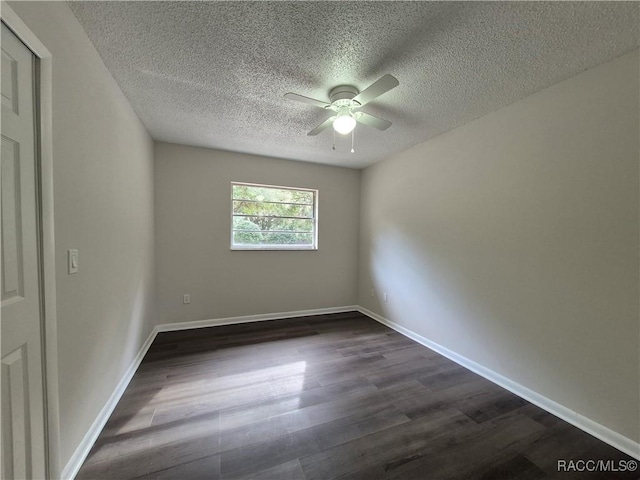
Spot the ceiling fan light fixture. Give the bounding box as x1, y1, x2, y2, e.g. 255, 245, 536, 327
333, 113, 356, 135
285, 74, 398, 140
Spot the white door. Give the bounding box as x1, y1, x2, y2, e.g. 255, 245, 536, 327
1, 23, 47, 480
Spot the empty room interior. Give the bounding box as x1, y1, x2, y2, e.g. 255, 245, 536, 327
1, 1, 639, 479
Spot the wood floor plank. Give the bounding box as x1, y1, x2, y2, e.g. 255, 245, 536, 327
307, 404, 411, 451
236, 459, 306, 480
78, 412, 221, 479
299, 406, 471, 480
135, 454, 221, 480
219, 380, 426, 455
218, 376, 377, 432
76, 312, 638, 480
317, 409, 546, 480
219, 429, 319, 478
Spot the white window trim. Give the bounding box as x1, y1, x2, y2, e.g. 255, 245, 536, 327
230, 181, 319, 251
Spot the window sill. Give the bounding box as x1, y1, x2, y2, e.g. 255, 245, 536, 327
230, 245, 318, 251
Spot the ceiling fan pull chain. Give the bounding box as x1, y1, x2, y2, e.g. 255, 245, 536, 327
332, 129, 336, 151
351, 128, 355, 153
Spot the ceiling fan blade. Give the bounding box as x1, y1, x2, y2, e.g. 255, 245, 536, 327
307, 116, 336, 136
352, 74, 399, 106
284, 92, 330, 109
356, 112, 392, 130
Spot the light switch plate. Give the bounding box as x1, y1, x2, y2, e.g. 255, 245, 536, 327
68, 249, 79, 274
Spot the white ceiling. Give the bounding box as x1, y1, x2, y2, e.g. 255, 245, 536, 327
69, 1, 639, 169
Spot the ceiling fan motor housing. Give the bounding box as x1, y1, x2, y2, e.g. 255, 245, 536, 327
328, 85, 360, 106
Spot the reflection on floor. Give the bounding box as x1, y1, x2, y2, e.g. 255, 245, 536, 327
76, 311, 637, 479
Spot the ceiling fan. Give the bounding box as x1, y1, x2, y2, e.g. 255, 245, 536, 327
284, 74, 399, 137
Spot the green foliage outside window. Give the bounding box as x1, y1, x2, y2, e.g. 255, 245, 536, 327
233, 218, 263, 244
232, 184, 316, 248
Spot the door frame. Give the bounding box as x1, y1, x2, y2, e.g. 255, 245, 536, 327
1, 4, 60, 478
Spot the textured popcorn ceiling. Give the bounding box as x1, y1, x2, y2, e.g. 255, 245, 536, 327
69, 1, 639, 168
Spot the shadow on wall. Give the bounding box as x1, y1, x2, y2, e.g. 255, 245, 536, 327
74, 273, 154, 431
367, 222, 585, 399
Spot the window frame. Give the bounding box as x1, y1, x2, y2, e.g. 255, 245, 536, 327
230, 181, 319, 251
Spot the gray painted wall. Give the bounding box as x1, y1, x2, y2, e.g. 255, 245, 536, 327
8, 1, 156, 468
358, 50, 640, 443
154, 143, 360, 324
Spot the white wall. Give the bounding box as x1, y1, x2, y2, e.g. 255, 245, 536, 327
8, 1, 156, 470
155, 143, 360, 324
358, 50, 640, 443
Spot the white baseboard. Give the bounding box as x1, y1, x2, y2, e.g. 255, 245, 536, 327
156, 305, 359, 332
60, 327, 158, 480
61, 305, 359, 479
357, 306, 640, 460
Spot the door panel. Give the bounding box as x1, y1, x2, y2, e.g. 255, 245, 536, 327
1, 47, 19, 114
1, 22, 46, 480
2, 136, 24, 303
2, 346, 30, 479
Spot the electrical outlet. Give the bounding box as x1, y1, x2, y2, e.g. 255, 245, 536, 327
183, 294, 191, 304
383, 292, 388, 303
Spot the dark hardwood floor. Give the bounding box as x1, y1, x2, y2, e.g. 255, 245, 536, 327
76, 312, 638, 479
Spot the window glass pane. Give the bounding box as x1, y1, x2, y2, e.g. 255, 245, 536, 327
233, 200, 313, 218
232, 185, 314, 205
231, 183, 317, 249
233, 217, 313, 232
233, 231, 314, 246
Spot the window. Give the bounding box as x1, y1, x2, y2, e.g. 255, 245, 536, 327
231, 182, 318, 250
